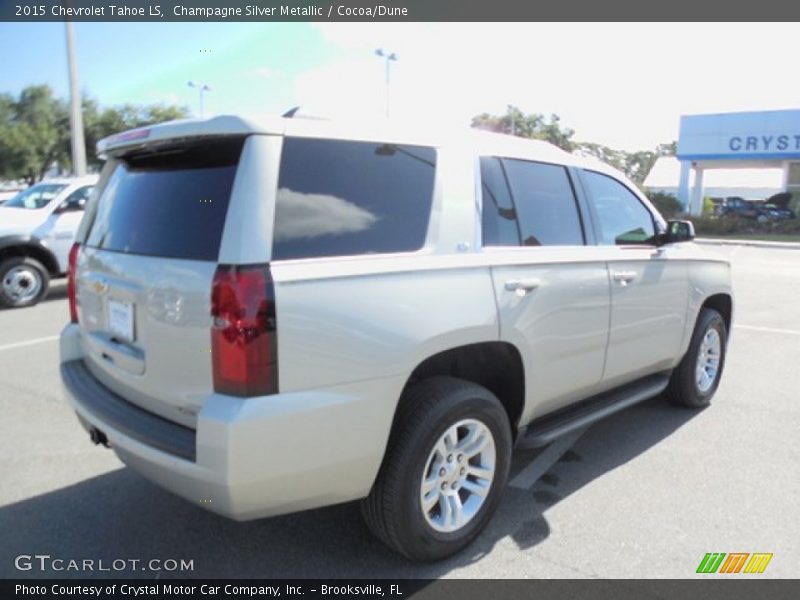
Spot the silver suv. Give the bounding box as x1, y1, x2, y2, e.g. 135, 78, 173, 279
60, 116, 732, 561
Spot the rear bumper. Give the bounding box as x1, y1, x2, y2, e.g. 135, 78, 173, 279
59, 323, 403, 520
61, 360, 197, 460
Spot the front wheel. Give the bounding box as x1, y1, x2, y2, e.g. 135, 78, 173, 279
361, 377, 512, 561
666, 308, 728, 408
0, 257, 50, 308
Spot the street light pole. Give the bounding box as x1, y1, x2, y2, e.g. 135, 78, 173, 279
374, 48, 398, 117
65, 20, 86, 176
187, 81, 211, 118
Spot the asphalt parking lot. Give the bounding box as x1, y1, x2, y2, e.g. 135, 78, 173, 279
0, 244, 798, 579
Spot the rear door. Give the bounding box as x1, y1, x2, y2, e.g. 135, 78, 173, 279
579, 169, 688, 384
483, 157, 611, 422
75, 137, 245, 428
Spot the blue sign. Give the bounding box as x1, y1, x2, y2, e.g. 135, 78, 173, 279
677, 109, 800, 161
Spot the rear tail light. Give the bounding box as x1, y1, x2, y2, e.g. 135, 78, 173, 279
67, 242, 80, 323
211, 264, 278, 397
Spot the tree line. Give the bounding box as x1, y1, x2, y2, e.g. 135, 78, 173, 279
1, 89, 673, 188
0, 84, 189, 185
472, 105, 676, 186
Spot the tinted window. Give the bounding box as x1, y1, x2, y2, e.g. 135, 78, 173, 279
4, 183, 67, 210
582, 170, 655, 245
273, 138, 436, 260
86, 138, 243, 261
480, 157, 520, 246
503, 159, 584, 246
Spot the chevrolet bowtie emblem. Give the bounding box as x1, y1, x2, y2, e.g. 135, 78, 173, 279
92, 280, 109, 295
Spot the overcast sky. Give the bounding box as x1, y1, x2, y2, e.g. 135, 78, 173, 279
1, 22, 798, 152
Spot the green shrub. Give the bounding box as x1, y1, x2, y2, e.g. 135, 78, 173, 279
691, 216, 800, 237
646, 191, 683, 219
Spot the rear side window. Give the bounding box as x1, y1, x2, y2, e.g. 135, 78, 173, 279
86, 138, 243, 261
272, 138, 436, 260
503, 159, 584, 246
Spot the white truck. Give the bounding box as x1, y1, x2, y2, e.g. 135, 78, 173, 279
0, 175, 97, 308
60, 117, 732, 561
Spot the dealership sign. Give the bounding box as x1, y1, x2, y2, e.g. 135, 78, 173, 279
677, 109, 800, 160
728, 134, 800, 152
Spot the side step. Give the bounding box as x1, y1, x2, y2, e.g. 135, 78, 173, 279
517, 372, 671, 449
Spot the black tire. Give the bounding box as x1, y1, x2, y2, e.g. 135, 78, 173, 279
361, 376, 512, 561
0, 256, 50, 309
665, 308, 727, 408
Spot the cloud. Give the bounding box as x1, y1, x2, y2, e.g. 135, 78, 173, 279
251, 66, 280, 80
146, 90, 181, 105
274, 188, 379, 241
291, 57, 384, 119
307, 23, 800, 151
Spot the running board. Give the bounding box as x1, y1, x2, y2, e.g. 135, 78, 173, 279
517, 372, 671, 449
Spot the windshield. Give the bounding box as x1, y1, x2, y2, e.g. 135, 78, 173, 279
3, 183, 68, 209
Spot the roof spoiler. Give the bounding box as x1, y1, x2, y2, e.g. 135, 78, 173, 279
95, 115, 274, 159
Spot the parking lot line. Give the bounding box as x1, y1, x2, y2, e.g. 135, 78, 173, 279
0, 335, 60, 353
510, 428, 587, 490
735, 324, 800, 336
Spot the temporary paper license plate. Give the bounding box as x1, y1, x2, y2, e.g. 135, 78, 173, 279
107, 299, 134, 342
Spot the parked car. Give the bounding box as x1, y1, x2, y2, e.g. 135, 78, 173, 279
761, 192, 796, 220
0, 183, 26, 204
60, 117, 732, 561
0, 175, 98, 308
714, 196, 768, 220
763, 203, 795, 220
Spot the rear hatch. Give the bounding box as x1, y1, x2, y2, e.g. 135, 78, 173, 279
75, 137, 245, 428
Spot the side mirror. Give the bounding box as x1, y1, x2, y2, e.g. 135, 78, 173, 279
664, 220, 695, 244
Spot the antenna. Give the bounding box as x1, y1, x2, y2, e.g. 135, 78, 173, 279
282, 106, 301, 118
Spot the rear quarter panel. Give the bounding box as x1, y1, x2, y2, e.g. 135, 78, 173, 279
271, 257, 499, 393
269, 256, 500, 502
681, 243, 734, 355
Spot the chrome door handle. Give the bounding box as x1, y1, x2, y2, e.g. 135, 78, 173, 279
505, 278, 541, 294
612, 270, 637, 285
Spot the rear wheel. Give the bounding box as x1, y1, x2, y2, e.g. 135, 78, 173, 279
666, 308, 727, 408
0, 257, 50, 308
362, 377, 512, 561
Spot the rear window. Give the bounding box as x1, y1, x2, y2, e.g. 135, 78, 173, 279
272, 137, 436, 260
86, 138, 244, 261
